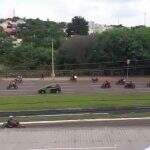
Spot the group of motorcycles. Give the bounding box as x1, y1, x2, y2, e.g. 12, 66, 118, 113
7, 75, 23, 90
98, 78, 136, 89
70, 75, 111, 88
70, 75, 150, 89
116, 79, 135, 89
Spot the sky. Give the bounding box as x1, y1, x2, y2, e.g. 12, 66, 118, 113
0, 0, 150, 26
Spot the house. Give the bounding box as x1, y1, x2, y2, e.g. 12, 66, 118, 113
88, 21, 113, 34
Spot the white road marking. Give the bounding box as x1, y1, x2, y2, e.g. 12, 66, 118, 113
0, 90, 36, 92
16, 112, 109, 118
31, 146, 118, 150
1, 117, 149, 126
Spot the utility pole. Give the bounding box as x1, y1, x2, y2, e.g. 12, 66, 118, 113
117, 16, 120, 25
144, 12, 147, 26
126, 59, 130, 80
51, 39, 55, 79
13, 8, 16, 18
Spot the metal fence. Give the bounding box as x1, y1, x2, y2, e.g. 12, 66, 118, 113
0, 60, 150, 78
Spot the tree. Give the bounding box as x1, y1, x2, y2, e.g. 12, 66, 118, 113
57, 35, 96, 66
0, 31, 13, 64
0, 17, 150, 72
132, 26, 150, 59
17, 19, 65, 49
66, 16, 89, 37
5, 44, 51, 69
88, 27, 145, 63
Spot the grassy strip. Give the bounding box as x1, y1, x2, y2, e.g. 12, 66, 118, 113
0, 93, 150, 112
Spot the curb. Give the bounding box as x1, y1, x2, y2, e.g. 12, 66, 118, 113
1, 107, 150, 117
1, 117, 150, 127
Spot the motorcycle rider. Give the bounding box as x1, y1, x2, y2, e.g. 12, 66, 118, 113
16, 74, 23, 83
70, 74, 77, 81
101, 80, 111, 88
6, 116, 19, 127
9, 80, 16, 87
92, 76, 98, 82
41, 73, 44, 80
104, 80, 110, 86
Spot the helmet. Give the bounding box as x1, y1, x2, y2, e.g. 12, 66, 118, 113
74, 76, 77, 79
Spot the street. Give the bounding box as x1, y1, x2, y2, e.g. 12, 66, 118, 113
0, 121, 150, 150
0, 77, 150, 96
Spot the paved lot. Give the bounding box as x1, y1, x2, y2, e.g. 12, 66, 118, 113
0, 122, 150, 150
0, 77, 150, 96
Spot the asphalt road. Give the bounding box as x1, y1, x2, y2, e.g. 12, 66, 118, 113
0, 77, 150, 96
0, 121, 150, 150
0, 122, 150, 150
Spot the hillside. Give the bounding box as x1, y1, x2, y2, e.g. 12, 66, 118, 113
0, 17, 150, 75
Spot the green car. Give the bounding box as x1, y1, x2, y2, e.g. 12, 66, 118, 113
38, 84, 61, 94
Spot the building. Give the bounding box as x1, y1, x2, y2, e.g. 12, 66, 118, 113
0, 18, 25, 34
88, 21, 113, 34
0, 18, 25, 47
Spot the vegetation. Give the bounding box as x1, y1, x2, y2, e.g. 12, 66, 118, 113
66, 16, 89, 37
58, 26, 150, 65
16, 18, 65, 48
0, 93, 150, 112
57, 35, 95, 65
0, 18, 65, 69
0, 17, 150, 71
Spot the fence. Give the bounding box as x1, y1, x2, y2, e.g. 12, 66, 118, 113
0, 60, 150, 78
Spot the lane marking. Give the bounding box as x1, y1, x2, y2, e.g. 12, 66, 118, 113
1, 117, 149, 126
31, 146, 118, 150
0, 90, 36, 92
16, 112, 109, 118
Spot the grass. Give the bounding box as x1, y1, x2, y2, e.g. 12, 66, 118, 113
0, 93, 150, 112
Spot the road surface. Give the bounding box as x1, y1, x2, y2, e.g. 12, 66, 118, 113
0, 77, 150, 96
0, 121, 150, 150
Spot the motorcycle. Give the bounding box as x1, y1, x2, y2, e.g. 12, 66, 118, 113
7, 82, 18, 90
14, 77, 23, 84
1, 122, 25, 128
70, 75, 77, 82
91, 77, 98, 83
124, 82, 135, 89
116, 79, 126, 85
101, 81, 111, 89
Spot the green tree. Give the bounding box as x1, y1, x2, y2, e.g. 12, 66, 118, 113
0, 31, 13, 64
66, 16, 89, 37
17, 18, 65, 49
132, 26, 150, 59
88, 28, 144, 63
57, 35, 96, 65
5, 44, 51, 69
